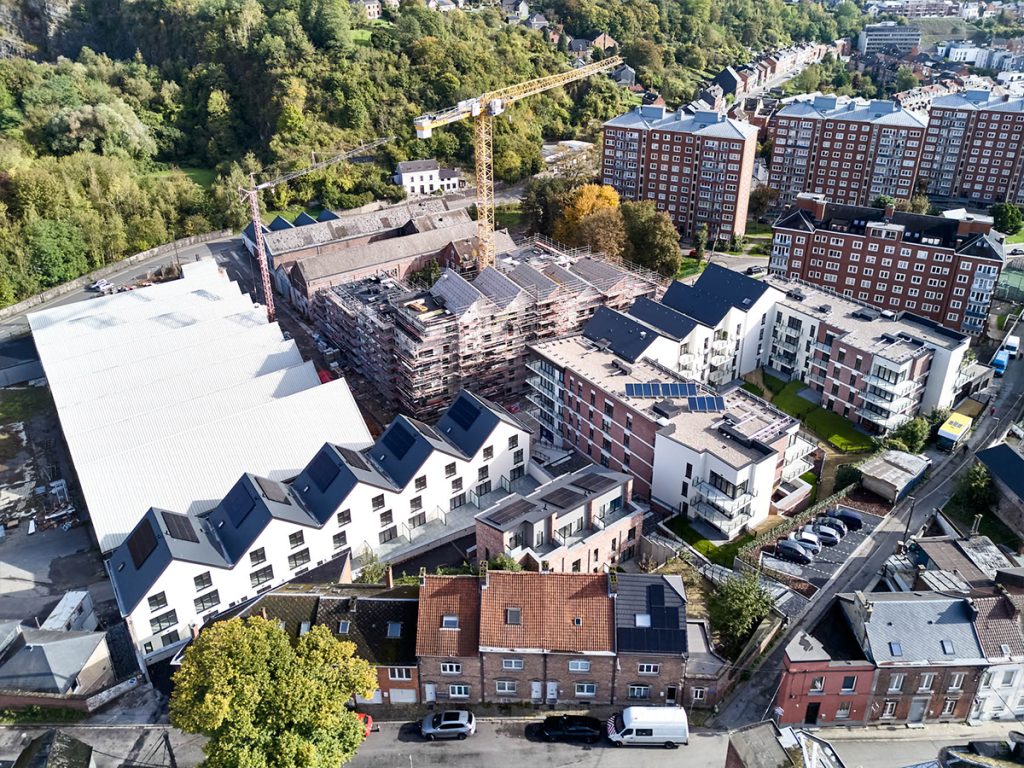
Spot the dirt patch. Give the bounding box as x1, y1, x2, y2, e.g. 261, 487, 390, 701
818, 449, 873, 498
49, 550, 105, 591
838, 487, 892, 517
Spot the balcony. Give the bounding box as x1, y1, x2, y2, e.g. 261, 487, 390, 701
711, 338, 731, 353
812, 341, 832, 354
691, 500, 751, 537
857, 407, 910, 431
863, 373, 918, 396
782, 457, 814, 483
784, 435, 817, 464
525, 359, 559, 384
710, 353, 730, 367
775, 338, 798, 354
693, 478, 753, 515
858, 388, 913, 412
526, 375, 555, 396
525, 390, 558, 419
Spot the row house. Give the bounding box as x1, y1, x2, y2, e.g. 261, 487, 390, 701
771, 193, 1004, 335
415, 571, 691, 707
777, 591, 988, 726
223, 576, 423, 705
107, 390, 533, 662
602, 105, 757, 241
313, 243, 658, 419
474, 466, 645, 573
526, 334, 814, 539
767, 94, 927, 208
918, 89, 1024, 207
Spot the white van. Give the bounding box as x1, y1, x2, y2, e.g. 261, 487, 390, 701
1007, 335, 1021, 359
606, 706, 689, 748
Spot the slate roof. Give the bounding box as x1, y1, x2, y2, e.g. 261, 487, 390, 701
318, 593, 419, 666
397, 159, 440, 174
613, 574, 687, 656
661, 263, 770, 327
416, 575, 481, 657
840, 592, 986, 665
13, 730, 94, 768
627, 296, 698, 341
507, 262, 559, 298
978, 444, 1024, 502
569, 258, 628, 293
268, 215, 294, 232
776, 94, 927, 128
478, 572, 614, 653
581, 306, 660, 362
473, 267, 524, 309
605, 104, 758, 140
431, 269, 490, 316
434, 390, 522, 458
972, 595, 1024, 660
293, 211, 318, 227
0, 628, 107, 694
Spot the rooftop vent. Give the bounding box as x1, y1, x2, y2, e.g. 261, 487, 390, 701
786, 289, 806, 301
818, 304, 831, 313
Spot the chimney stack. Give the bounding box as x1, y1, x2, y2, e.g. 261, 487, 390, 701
609, 571, 618, 597
480, 560, 489, 589
883, 202, 896, 221
385, 564, 394, 589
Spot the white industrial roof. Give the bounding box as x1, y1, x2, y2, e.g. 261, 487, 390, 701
28, 260, 372, 552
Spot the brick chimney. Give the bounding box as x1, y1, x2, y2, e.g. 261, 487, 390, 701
795, 193, 828, 222
479, 560, 490, 589
883, 202, 896, 221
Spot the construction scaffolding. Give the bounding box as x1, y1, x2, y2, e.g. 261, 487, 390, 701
312, 238, 662, 419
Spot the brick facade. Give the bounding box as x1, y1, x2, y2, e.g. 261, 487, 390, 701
418, 655, 483, 704
867, 666, 981, 724
614, 654, 685, 707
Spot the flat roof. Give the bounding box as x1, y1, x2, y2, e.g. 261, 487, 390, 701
766, 275, 967, 359
530, 336, 795, 467
28, 260, 372, 552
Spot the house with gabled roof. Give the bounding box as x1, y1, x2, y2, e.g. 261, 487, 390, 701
416, 574, 482, 705
108, 390, 534, 661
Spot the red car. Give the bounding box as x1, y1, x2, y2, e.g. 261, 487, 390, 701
355, 712, 373, 738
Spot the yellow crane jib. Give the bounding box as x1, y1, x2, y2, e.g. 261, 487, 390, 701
412, 56, 623, 270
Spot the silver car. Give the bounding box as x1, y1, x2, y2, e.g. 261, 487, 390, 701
421, 710, 476, 740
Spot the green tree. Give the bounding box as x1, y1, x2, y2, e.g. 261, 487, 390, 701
171, 617, 376, 768
487, 553, 523, 571
893, 66, 918, 93
707, 571, 774, 654
522, 177, 573, 237
991, 202, 1024, 235
577, 207, 626, 258
748, 186, 779, 220
25, 218, 89, 289
694, 223, 708, 264
955, 462, 997, 516
621, 201, 681, 275
871, 195, 897, 209
886, 417, 929, 454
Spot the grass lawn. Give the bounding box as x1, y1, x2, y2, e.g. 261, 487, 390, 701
943, 499, 1019, 549
741, 381, 764, 398
1007, 231, 1024, 244
767, 380, 875, 452
675, 259, 705, 279
494, 204, 524, 229
665, 516, 755, 567
0, 706, 86, 724
0, 387, 52, 425
999, 313, 1009, 331
149, 166, 217, 190
745, 221, 773, 236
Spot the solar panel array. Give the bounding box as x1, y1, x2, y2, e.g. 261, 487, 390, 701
307, 451, 341, 493
623, 382, 699, 399
487, 498, 537, 526
687, 395, 726, 413
127, 519, 158, 568
572, 473, 619, 493
382, 422, 417, 460
255, 476, 291, 505
542, 486, 586, 510
223, 482, 256, 527
161, 510, 200, 543
616, 580, 686, 653
447, 397, 480, 431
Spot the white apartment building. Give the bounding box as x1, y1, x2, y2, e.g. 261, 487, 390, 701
108, 391, 532, 661
394, 160, 465, 197
858, 22, 922, 55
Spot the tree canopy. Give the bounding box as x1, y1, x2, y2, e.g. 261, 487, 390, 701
991, 202, 1024, 236
171, 616, 377, 768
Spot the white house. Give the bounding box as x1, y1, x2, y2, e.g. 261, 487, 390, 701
108, 390, 533, 661
394, 160, 465, 197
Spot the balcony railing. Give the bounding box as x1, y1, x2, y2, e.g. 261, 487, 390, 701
857, 407, 910, 430
782, 457, 814, 483
693, 478, 753, 515
692, 501, 750, 536
525, 359, 559, 383
784, 435, 817, 464
858, 388, 913, 412
711, 338, 731, 352
863, 373, 918, 396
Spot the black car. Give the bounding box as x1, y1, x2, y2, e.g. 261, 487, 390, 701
775, 538, 814, 565
540, 715, 603, 743
827, 507, 864, 532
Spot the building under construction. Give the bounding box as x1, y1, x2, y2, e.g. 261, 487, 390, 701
314, 238, 662, 419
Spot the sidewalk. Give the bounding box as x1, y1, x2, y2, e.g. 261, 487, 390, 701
817, 721, 1019, 743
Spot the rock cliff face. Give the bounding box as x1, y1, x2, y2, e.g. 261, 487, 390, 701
0, 0, 75, 58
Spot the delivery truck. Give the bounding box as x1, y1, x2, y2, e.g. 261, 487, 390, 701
606, 706, 689, 748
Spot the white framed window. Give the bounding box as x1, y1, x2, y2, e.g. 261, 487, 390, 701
882, 700, 897, 719
810, 676, 825, 693
496, 680, 517, 695
389, 668, 412, 681
949, 673, 965, 691
637, 663, 660, 675
628, 684, 650, 699
888, 673, 905, 693
841, 675, 857, 693
575, 683, 597, 697
569, 660, 591, 673
836, 701, 852, 719
502, 659, 524, 670
692, 687, 706, 701
440, 663, 461, 675
919, 673, 935, 692
941, 698, 957, 716
449, 684, 470, 699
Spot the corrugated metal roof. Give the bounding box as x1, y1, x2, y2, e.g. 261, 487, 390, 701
28, 261, 371, 552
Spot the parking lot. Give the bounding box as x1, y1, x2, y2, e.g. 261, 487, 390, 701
759, 507, 883, 590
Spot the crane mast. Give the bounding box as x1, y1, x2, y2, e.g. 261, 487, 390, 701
240, 137, 393, 322
413, 56, 623, 269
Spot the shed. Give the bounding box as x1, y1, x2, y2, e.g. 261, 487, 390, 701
859, 450, 931, 503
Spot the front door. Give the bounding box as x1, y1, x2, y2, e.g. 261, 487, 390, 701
424, 683, 436, 704
666, 686, 677, 706
909, 698, 928, 723
546, 681, 558, 703
531, 681, 542, 702
804, 702, 821, 725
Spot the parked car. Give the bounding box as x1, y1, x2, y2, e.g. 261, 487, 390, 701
355, 712, 373, 738
421, 710, 476, 741
540, 715, 603, 743
745, 265, 766, 276
810, 522, 841, 547
827, 507, 864, 532
776, 538, 814, 565
789, 528, 821, 555
87, 279, 110, 292
816, 515, 847, 536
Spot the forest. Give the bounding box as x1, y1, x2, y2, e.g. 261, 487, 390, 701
0, 0, 855, 304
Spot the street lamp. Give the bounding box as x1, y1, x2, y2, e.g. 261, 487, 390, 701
902, 495, 917, 545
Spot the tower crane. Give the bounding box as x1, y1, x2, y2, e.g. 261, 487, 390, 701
240, 136, 393, 322
413, 56, 623, 269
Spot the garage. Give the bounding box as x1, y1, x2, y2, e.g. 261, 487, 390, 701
389, 688, 418, 704
356, 690, 384, 705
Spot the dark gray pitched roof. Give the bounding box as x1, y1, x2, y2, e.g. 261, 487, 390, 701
317, 209, 340, 222
293, 212, 318, 227
434, 390, 504, 457
289, 445, 362, 526
582, 306, 660, 362
365, 416, 435, 489
317, 593, 419, 666
627, 296, 698, 341
661, 264, 770, 327
957, 232, 1004, 262
978, 444, 1024, 502
14, 730, 94, 768
614, 574, 687, 656
268, 215, 294, 232
0, 628, 107, 694
207, 475, 316, 563
773, 208, 815, 232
